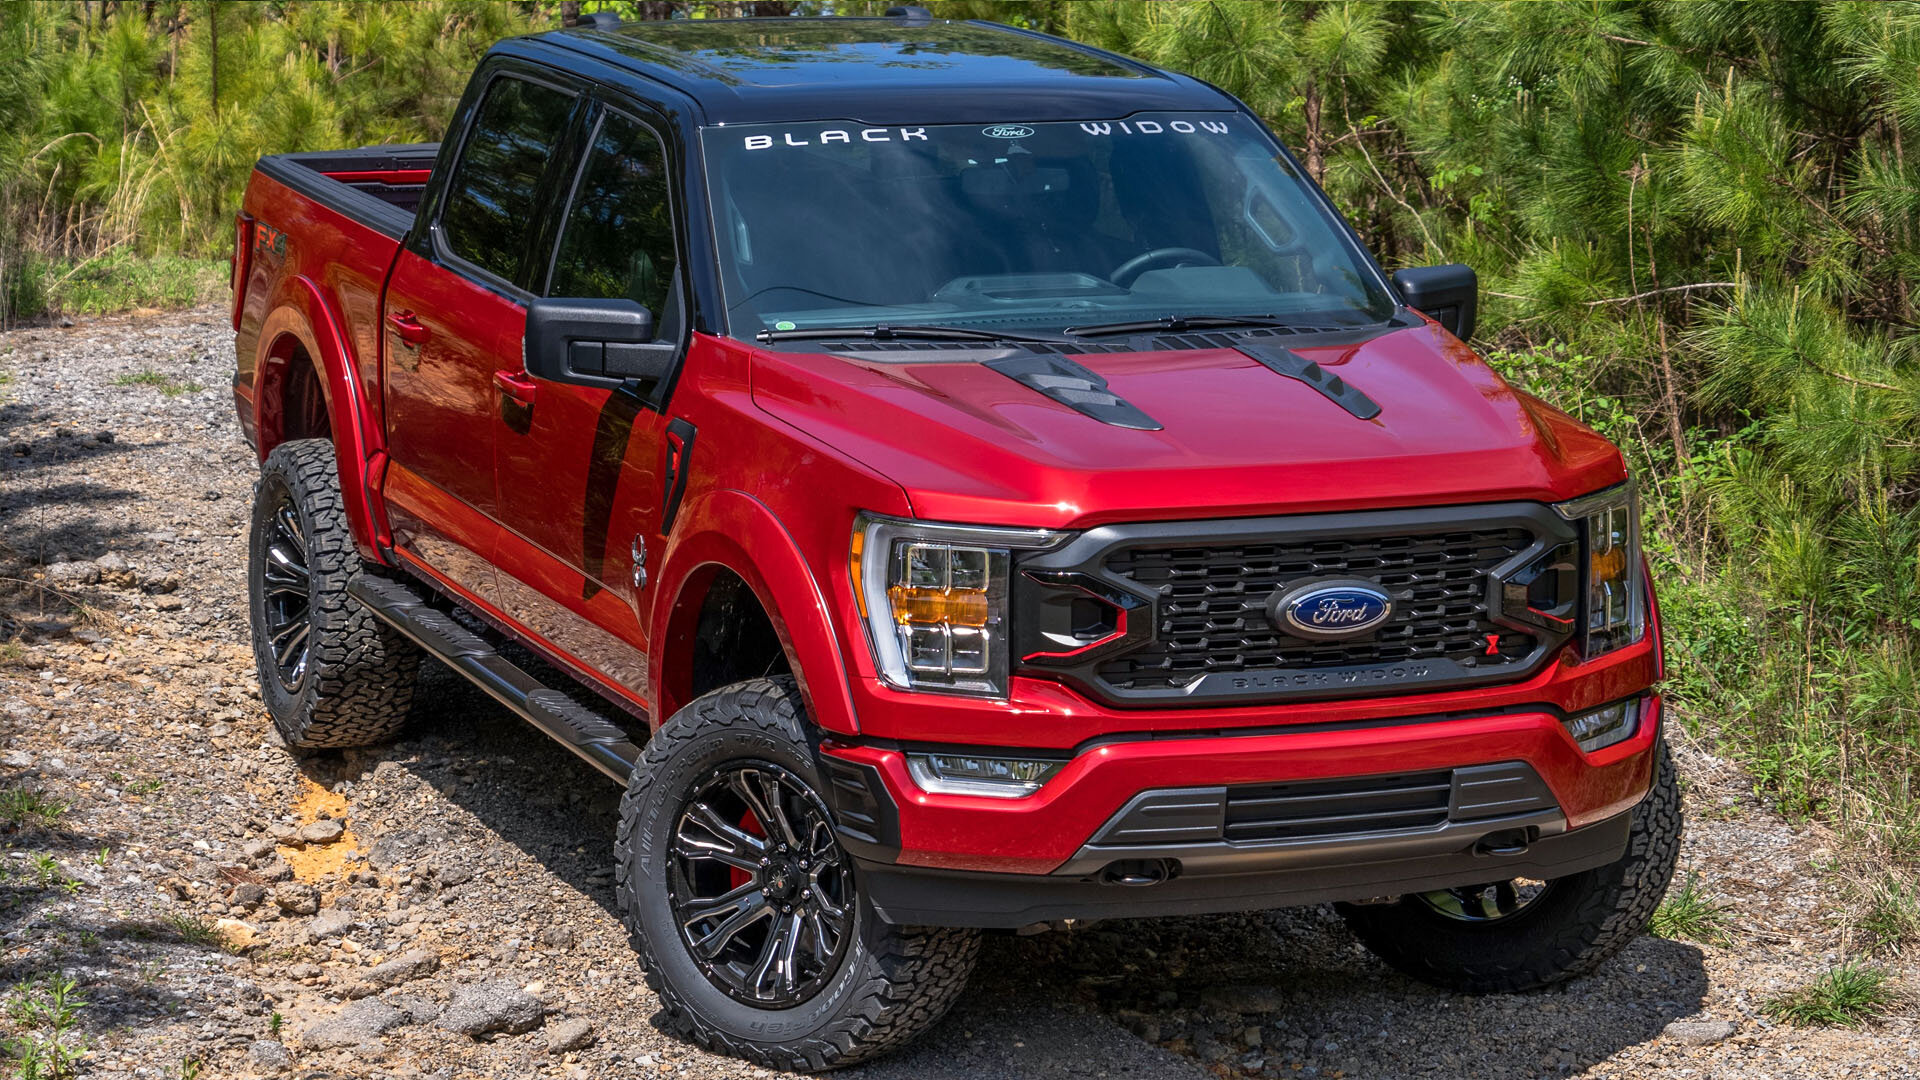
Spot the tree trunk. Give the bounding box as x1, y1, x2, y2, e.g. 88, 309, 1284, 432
635, 1, 675, 19
1302, 78, 1326, 187
560, 1, 581, 27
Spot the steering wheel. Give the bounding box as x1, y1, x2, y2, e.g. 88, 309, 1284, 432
1110, 247, 1221, 288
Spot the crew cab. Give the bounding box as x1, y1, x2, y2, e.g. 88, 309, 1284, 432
229, 8, 1678, 1071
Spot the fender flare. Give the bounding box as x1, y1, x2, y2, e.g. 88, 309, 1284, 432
253, 277, 391, 563
650, 488, 860, 736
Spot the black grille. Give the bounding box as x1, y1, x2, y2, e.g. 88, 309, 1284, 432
1099, 528, 1538, 692
1224, 770, 1452, 842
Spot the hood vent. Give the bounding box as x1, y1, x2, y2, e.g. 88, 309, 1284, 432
985, 354, 1162, 431
1237, 342, 1381, 421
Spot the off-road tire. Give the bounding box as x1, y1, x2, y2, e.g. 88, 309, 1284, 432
247, 438, 420, 750
615, 677, 979, 1072
1336, 740, 1682, 993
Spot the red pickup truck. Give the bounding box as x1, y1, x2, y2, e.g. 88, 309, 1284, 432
230, 9, 1677, 1071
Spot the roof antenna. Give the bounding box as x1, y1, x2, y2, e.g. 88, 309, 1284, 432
885, 5, 933, 24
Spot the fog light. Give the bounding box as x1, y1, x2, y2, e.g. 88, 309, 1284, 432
1563, 698, 1642, 753
906, 753, 1062, 799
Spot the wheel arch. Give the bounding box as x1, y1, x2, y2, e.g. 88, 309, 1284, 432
651, 490, 860, 737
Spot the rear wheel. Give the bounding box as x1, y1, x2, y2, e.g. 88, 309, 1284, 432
616, 678, 979, 1071
1336, 741, 1682, 993
247, 439, 420, 751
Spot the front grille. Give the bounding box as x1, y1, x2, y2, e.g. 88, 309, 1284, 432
1098, 528, 1538, 692
1223, 769, 1453, 842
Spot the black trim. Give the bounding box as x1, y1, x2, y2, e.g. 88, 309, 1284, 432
984, 353, 1162, 431
1013, 501, 1578, 708
1237, 342, 1382, 420
858, 807, 1633, 928
660, 417, 697, 533
817, 755, 902, 863
254, 150, 426, 240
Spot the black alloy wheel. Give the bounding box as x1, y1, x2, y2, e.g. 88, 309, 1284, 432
668, 761, 855, 1007
1414, 877, 1558, 923
259, 494, 314, 691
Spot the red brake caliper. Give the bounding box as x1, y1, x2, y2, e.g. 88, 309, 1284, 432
731, 810, 763, 890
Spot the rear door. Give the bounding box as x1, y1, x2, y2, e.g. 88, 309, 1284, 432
491, 97, 690, 703
381, 66, 583, 601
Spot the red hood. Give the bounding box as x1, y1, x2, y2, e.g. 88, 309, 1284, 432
748, 321, 1625, 529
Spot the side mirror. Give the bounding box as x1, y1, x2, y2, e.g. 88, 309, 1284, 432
524, 297, 675, 396
1391, 264, 1477, 342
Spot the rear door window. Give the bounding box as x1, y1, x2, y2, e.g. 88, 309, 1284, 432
440, 75, 576, 286
546, 111, 683, 341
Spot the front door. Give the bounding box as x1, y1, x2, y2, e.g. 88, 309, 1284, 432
381, 70, 579, 601
492, 103, 688, 706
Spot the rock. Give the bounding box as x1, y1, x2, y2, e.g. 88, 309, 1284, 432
298, 999, 406, 1050
231, 882, 268, 908
246, 1039, 290, 1071
547, 1017, 595, 1053
259, 858, 294, 883
341, 947, 439, 999
241, 838, 276, 862
94, 551, 135, 586
435, 861, 476, 887
539, 925, 576, 951
438, 983, 547, 1037
299, 819, 346, 845
44, 561, 100, 587
388, 994, 441, 1025
1199, 984, 1287, 1014
211, 918, 258, 950
306, 909, 355, 942
274, 883, 319, 916
1663, 1019, 1736, 1046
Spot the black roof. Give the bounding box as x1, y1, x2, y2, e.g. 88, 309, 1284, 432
533, 16, 1233, 126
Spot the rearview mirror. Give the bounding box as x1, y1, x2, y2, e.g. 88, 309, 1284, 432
1391, 264, 1477, 342
524, 297, 675, 396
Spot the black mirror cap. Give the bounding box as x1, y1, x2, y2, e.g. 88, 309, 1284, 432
1391, 264, 1478, 343
524, 297, 673, 393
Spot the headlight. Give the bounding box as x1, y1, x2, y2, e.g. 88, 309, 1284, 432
852, 514, 1063, 697
1554, 480, 1644, 660
1563, 696, 1644, 753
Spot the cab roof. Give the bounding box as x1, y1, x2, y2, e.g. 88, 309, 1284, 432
532, 15, 1232, 126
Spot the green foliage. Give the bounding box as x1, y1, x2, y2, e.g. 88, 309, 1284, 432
0, 790, 68, 829
3, 975, 88, 1080
1650, 871, 1732, 945
1763, 960, 1898, 1027
112, 370, 204, 397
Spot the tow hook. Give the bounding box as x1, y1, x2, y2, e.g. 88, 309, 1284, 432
1098, 858, 1179, 886
1474, 829, 1532, 857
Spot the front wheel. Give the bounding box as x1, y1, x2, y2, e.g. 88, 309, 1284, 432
1336, 741, 1682, 994
615, 678, 979, 1071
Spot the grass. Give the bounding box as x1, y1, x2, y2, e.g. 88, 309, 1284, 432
1650, 872, 1732, 945
123, 778, 163, 797
0, 790, 69, 829
1763, 960, 1899, 1027
3, 974, 89, 1079
111, 370, 204, 398
1856, 874, 1920, 953
47, 254, 224, 318
159, 913, 221, 950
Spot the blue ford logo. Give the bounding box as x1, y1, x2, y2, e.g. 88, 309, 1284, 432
982, 124, 1034, 139
1268, 579, 1394, 641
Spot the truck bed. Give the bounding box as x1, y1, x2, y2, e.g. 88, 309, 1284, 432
253, 143, 439, 240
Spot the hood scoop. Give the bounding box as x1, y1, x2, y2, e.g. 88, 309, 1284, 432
985, 354, 1162, 431
1238, 342, 1382, 421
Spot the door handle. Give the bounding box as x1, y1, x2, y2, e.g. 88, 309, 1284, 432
493, 368, 538, 407
386, 311, 429, 345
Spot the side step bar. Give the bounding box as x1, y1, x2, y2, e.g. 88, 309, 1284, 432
347, 575, 641, 783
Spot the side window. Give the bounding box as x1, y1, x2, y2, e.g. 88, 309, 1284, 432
440, 75, 575, 285
547, 112, 682, 341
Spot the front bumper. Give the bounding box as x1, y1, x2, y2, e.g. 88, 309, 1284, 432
818, 690, 1661, 926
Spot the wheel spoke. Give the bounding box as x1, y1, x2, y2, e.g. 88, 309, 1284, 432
274, 506, 307, 558
265, 546, 310, 587
688, 889, 773, 959
746, 911, 802, 998
1494, 880, 1519, 916
756, 772, 805, 848
681, 801, 767, 866
271, 620, 309, 668
679, 881, 761, 928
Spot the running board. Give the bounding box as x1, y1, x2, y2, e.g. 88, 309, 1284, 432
347, 575, 640, 783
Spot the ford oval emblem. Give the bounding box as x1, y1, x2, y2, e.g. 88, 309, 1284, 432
982, 124, 1034, 139
1268, 579, 1394, 641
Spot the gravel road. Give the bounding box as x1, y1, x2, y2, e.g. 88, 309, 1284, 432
1, 306, 1914, 1079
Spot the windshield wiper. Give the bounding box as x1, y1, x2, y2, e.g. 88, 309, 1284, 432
754, 323, 1065, 345
1061, 314, 1301, 338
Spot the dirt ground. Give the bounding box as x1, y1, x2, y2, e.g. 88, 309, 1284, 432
1, 306, 1913, 1079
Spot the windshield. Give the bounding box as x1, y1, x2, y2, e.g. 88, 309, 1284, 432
700, 112, 1395, 341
